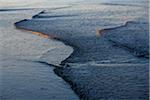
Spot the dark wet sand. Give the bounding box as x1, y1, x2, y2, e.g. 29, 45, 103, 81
15, 4, 149, 100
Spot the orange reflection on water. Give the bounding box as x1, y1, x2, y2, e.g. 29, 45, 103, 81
96, 28, 104, 37
31, 31, 49, 38
15, 26, 50, 39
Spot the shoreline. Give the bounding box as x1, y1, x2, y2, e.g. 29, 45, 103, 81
14, 20, 81, 97
15, 17, 149, 64
14, 22, 75, 66
1, 10, 79, 100
14, 11, 149, 99
1, 0, 148, 99
14, 8, 149, 99
14, 16, 81, 98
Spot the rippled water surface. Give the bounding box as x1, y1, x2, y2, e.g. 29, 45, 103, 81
0, 0, 149, 100
0, 9, 78, 100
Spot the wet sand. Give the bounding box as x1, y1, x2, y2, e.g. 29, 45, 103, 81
14, 1, 149, 99
0, 9, 78, 100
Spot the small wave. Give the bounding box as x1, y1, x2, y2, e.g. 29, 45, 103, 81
99, 21, 149, 58
0, 8, 31, 12
32, 14, 78, 19
100, 3, 143, 7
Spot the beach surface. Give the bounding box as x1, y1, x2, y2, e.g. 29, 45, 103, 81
0, 0, 149, 100
0, 9, 78, 100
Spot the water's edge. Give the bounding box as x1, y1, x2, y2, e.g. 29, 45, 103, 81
14, 12, 137, 100
14, 19, 81, 99
14, 5, 149, 98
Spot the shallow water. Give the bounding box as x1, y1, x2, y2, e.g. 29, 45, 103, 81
14, 0, 149, 99
0, 0, 149, 100
0, 10, 78, 100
